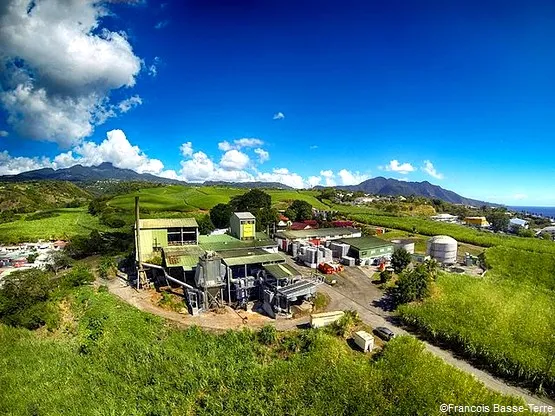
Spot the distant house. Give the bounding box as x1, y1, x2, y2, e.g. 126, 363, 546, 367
290, 222, 313, 231
277, 214, 291, 229
464, 216, 490, 228
509, 218, 529, 232
431, 213, 459, 223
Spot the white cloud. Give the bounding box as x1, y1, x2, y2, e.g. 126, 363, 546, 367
180, 142, 193, 158
0, 0, 142, 147
148, 57, 160, 77
154, 20, 169, 29
338, 169, 369, 185
422, 160, 444, 179
257, 168, 305, 189
233, 138, 263, 148
118, 95, 143, 113
254, 148, 270, 163
273, 112, 285, 120
385, 160, 415, 175
320, 170, 336, 187
219, 150, 250, 171
307, 176, 322, 188
0, 130, 9, 137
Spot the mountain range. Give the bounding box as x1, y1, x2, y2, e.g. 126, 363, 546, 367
1, 163, 493, 206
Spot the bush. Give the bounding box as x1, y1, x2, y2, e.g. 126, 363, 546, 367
257, 325, 278, 345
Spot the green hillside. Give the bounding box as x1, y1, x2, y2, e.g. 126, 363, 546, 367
108, 185, 330, 213
0, 181, 91, 213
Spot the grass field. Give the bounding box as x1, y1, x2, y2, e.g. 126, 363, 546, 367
0, 209, 117, 244
399, 246, 555, 395
0, 286, 525, 415
108, 185, 331, 213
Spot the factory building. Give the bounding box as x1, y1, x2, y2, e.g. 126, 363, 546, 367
135, 218, 199, 262
337, 236, 395, 265
464, 216, 490, 228
274, 227, 362, 252
230, 212, 256, 240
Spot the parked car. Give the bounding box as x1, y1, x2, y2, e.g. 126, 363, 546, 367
373, 326, 395, 341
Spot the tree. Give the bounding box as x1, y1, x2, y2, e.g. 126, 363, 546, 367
46, 251, 73, 274
393, 264, 433, 305
197, 214, 215, 235
285, 200, 313, 221
210, 203, 233, 229
486, 209, 509, 232
391, 248, 412, 273
230, 189, 271, 211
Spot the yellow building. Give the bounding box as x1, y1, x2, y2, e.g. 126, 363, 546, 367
464, 216, 490, 228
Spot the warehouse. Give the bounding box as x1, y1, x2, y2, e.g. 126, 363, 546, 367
274, 227, 362, 252
337, 236, 395, 265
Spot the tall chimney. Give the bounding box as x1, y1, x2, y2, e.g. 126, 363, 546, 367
135, 196, 142, 289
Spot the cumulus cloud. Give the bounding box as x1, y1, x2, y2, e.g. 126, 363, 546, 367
338, 169, 369, 185
0, 0, 142, 147
422, 160, 444, 179
180, 142, 193, 158
385, 160, 415, 174
219, 150, 250, 171
320, 170, 337, 187
254, 148, 269, 163
0, 130, 8, 137
273, 112, 285, 120
0, 129, 164, 175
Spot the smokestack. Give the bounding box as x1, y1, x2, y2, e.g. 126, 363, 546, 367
135, 196, 142, 289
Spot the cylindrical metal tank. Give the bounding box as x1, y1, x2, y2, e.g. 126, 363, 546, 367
392, 239, 415, 254
426, 235, 457, 264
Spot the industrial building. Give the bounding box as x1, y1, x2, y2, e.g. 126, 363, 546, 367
230, 212, 256, 240
134, 198, 320, 317
426, 235, 458, 264
464, 216, 489, 228
274, 227, 361, 252
337, 236, 395, 265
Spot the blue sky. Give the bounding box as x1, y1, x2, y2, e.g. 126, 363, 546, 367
0, 0, 554, 205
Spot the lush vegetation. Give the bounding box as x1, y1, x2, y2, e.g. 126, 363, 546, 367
0, 285, 525, 415
398, 246, 555, 396
350, 213, 555, 254
0, 181, 91, 214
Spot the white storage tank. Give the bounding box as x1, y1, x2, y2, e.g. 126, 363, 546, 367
426, 235, 457, 264
391, 239, 415, 254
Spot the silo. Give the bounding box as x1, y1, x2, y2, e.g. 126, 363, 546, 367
426, 235, 457, 264
392, 239, 415, 254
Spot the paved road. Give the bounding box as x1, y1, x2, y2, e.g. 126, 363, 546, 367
318, 282, 555, 414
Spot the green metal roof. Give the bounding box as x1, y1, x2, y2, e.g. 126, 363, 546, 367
338, 236, 394, 251
138, 218, 198, 229
274, 227, 360, 240
162, 245, 205, 271
199, 232, 276, 251
263, 263, 301, 279
220, 248, 285, 267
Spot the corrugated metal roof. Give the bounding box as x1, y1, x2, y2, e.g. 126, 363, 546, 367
162, 246, 205, 271
338, 236, 394, 251
275, 227, 361, 240
138, 218, 198, 229
199, 233, 276, 251
263, 263, 301, 279
233, 212, 256, 220
220, 248, 285, 267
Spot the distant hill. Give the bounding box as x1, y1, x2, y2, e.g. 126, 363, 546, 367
202, 180, 293, 190
317, 176, 495, 206
1, 162, 183, 184
0, 181, 92, 213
